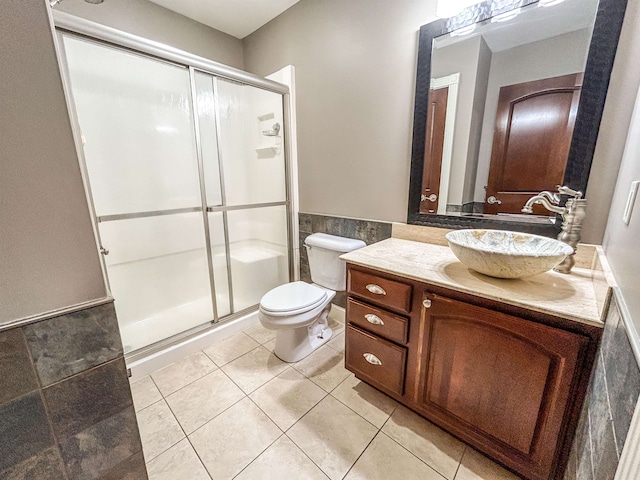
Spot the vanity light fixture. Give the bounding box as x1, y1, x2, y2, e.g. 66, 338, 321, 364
491, 8, 521, 22
450, 24, 477, 37
539, 0, 566, 7
435, 0, 484, 18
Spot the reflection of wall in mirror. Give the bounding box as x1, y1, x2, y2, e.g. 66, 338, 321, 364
431, 36, 491, 212
473, 28, 593, 203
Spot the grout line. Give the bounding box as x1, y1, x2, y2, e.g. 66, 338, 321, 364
378, 430, 449, 479
452, 446, 467, 479
283, 429, 333, 479
20, 327, 71, 480
139, 399, 186, 464
201, 334, 263, 368
230, 431, 285, 479
341, 429, 381, 479
150, 352, 218, 397
42, 355, 126, 390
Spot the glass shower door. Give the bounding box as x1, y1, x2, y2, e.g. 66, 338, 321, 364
195, 74, 290, 314
63, 35, 215, 352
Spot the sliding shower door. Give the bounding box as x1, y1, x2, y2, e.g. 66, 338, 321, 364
63, 36, 215, 352
194, 74, 290, 314
60, 33, 291, 354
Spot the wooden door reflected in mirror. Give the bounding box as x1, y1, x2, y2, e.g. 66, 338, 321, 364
484, 73, 583, 215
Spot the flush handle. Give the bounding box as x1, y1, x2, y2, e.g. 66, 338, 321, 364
366, 284, 386, 295
365, 314, 384, 326
363, 353, 382, 366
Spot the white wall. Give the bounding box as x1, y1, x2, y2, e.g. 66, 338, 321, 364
0, 0, 106, 324
57, 0, 244, 69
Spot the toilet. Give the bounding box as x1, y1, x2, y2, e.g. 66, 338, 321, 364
259, 233, 366, 363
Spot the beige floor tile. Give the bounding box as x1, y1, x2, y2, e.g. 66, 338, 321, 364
344, 432, 444, 480
221, 346, 289, 394
292, 345, 350, 392
250, 368, 327, 431
331, 374, 397, 428
151, 351, 216, 396
137, 399, 185, 461
326, 331, 345, 353
130, 376, 162, 412
146, 438, 210, 480
235, 435, 329, 480
287, 396, 378, 480
203, 332, 260, 366
454, 448, 519, 480
382, 406, 465, 480
243, 323, 277, 345
189, 397, 281, 480
165, 369, 245, 434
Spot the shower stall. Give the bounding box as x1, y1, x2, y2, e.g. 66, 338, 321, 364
55, 15, 293, 355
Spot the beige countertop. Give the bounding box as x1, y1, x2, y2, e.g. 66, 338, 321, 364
341, 237, 607, 327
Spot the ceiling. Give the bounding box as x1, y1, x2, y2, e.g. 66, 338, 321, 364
148, 0, 301, 39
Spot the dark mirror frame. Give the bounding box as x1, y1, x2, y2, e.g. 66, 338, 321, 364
407, 0, 628, 236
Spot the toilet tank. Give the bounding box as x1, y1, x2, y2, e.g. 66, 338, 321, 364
304, 233, 366, 291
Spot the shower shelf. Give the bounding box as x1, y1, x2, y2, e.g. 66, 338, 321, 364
255, 145, 280, 157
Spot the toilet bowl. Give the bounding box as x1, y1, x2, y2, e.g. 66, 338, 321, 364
258, 233, 366, 363
259, 282, 336, 362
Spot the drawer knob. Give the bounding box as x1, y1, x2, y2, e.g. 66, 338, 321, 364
363, 353, 383, 366
366, 284, 387, 295
423, 299, 432, 309
365, 314, 384, 326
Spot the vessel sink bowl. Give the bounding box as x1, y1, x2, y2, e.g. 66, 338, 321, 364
445, 229, 574, 279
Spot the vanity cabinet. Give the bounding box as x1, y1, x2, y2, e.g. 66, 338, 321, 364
344, 264, 599, 480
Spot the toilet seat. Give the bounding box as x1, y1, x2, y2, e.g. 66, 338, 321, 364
260, 281, 328, 317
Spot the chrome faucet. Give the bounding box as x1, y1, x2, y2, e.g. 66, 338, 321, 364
521, 186, 587, 274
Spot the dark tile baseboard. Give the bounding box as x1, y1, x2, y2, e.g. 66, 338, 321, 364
0, 302, 147, 480
565, 293, 640, 479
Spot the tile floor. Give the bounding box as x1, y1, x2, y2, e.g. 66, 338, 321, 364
131, 311, 519, 480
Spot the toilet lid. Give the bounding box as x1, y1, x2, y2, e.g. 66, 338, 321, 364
260, 281, 328, 314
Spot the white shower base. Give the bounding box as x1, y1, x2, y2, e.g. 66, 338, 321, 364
119, 296, 215, 354
127, 309, 260, 379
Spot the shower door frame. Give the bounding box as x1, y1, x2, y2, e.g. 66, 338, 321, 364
53, 11, 296, 359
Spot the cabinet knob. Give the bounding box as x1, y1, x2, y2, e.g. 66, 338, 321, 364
423, 299, 432, 309
363, 353, 383, 366
366, 284, 387, 295
365, 314, 384, 326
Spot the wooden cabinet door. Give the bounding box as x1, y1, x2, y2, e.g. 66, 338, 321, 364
417, 293, 588, 480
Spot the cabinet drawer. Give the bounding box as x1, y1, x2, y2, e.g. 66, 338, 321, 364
345, 324, 407, 396
347, 298, 409, 344
348, 269, 412, 313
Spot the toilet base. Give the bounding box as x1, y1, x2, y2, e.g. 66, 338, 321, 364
273, 305, 333, 363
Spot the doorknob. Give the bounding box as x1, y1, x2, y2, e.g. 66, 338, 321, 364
421, 193, 437, 202
487, 196, 502, 205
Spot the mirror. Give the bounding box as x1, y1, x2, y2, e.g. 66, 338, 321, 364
408, 0, 628, 236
